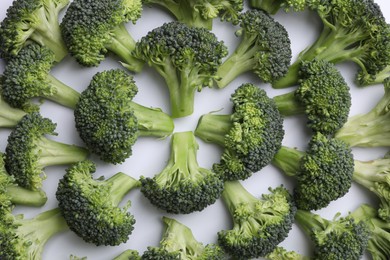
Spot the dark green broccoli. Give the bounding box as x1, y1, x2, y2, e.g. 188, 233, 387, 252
142, 0, 243, 29
272, 132, 354, 210
0, 0, 68, 62
266, 246, 309, 260
217, 181, 296, 259
0, 89, 27, 128
142, 216, 224, 259
357, 64, 390, 87
140, 131, 224, 214
273, 0, 390, 89
113, 249, 141, 260
56, 160, 140, 246
273, 59, 351, 135
5, 112, 89, 191
74, 69, 174, 164
133, 21, 228, 118
194, 83, 284, 181
215, 9, 291, 88
295, 209, 370, 260
60, 0, 144, 71
2, 43, 81, 111
248, 0, 306, 14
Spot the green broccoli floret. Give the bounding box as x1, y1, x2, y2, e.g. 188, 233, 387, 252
273, 59, 351, 135
56, 160, 140, 246
60, 0, 144, 71
195, 83, 284, 181
357, 64, 390, 87
5, 112, 89, 191
2, 43, 81, 111
142, 0, 243, 29
215, 9, 291, 88
113, 249, 141, 260
0, 88, 27, 128
248, 0, 306, 14
295, 209, 370, 260
272, 132, 354, 210
140, 131, 224, 214
273, 0, 390, 88
0, 0, 68, 62
133, 21, 228, 118
266, 246, 309, 260
142, 216, 224, 259
217, 181, 296, 259
74, 69, 174, 164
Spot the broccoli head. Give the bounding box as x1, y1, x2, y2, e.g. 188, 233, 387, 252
0, 0, 68, 62
134, 21, 228, 118
195, 83, 284, 181
60, 0, 144, 71
216, 9, 292, 88
5, 112, 89, 191
140, 131, 224, 214
248, 0, 307, 14
74, 69, 174, 164
56, 160, 140, 246
113, 249, 141, 260
142, 216, 224, 259
218, 181, 296, 259
0, 85, 27, 128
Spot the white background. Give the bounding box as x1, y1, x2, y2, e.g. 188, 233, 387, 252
0, 0, 389, 259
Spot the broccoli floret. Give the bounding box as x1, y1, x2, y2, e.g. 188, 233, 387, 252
266, 246, 309, 260
74, 69, 174, 164
248, 0, 306, 14
215, 9, 291, 88
2, 43, 81, 111
295, 209, 370, 260
195, 83, 284, 181
142, 0, 243, 29
133, 21, 228, 118
140, 131, 224, 214
217, 181, 296, 259
5, 112, 89, 191
60, 0, 144, 71
357, 64, 390, 87
142, 216, 224, 259
273, 0, 390, 88
0, 0, 68, 62
0, 88, 27, 128
273, 59, 351, 135
272, 132, 354, 210
113, 249, 141, 260
56, 160, 140, 246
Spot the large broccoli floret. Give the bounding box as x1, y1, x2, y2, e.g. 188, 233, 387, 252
248, 0, 307, 14
142, 216, 224, 259
113, 249, 141, 260
140, 131, 224, 214
56, 160, 140, 246
5, 112, 89, 191
272, 132, 354, 210
60, 0, 144, 71
217, 181, 296, 259
133, 21, 228, 118
195, 83, 284, 181
74, 69, 174, 164
0, 0, 68, 62
142, 0, 243, 29
0, 88, 27, 128
295, 209, 370, 260
2, 43, 81, 111
273, 0, 390, 88
273, 59, 351, 135
215, 9, 291, 88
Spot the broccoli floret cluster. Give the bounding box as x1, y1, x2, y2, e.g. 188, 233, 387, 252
249, 0, 307, 14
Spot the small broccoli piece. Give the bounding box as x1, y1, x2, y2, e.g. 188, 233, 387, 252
217, 181, 296, 259
295, 209, 370, 260
266, 246, 309, 260
272, 132, 354, 210
60, 0, 144, 71
140, 131, 224, 214
142, 216, 224, 259
195, 83, 284, 181
56, 160, 140, 246
142, 0, 243, 29
0, 88, 27, 128
215, 9, 291, 88
248, 0, 306, 14
74, 69, 174, 164
113, 249, 141, 260
0, 0, 68, 62
133, 21, 228, 118
5, 112, 89, 191
357, 64, 390, 87
273, 59, 351, 135
2, 43, 81, 111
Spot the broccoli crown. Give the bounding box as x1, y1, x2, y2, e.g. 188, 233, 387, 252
218, 182, 296, 259
56, 160, 140, 246
248, 0, 307, 14
140, 131, 224, 214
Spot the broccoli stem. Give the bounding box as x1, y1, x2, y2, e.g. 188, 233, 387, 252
6, 184, 47, 207
221, 181, 258, 216
194, 114, 233, 146
106, 172, 140, 205
272, 146, 304, 177
46, 74, 81, 109
0, 97, 26, 127
273, 91, 305, 116
249, 0, 284, 15
294, 209, 326, 236
353, 160, 388, 189
113, 249, 140, 260
360, 65, 390, 87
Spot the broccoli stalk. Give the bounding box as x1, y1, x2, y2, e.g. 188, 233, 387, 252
0, 94, 26, 128
266, 246, 309, 260
113, 249, 141, 260
248, 0, 306, 14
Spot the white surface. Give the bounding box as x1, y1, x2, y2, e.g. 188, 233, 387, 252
0, 1, 389, 259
